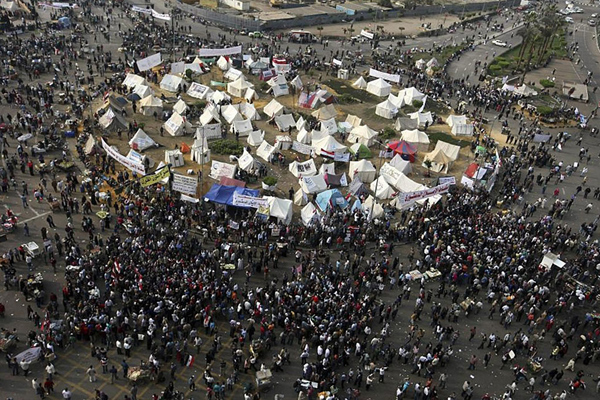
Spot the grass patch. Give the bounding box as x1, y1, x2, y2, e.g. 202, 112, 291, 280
323, 79, 379, 104
427, 131, 470, 148
487, 30, 568, 77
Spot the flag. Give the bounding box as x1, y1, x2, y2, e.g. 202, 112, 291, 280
113, 260, 121, 274
103, 91, 109, 102
321, 149, 334, 158
186, 355, 195, 367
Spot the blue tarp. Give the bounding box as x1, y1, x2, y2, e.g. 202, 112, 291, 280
315, 189, 348, 212
58, 17, 71, 28
204, 184, 260, 207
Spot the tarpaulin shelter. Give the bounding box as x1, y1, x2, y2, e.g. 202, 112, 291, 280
324, 173, 347, 187
209, 160, 237, 180
173, 99, 189, 115
446, 115, 467, 127
129, 129, 157, 151
217, 56, 231, 71
84, 135, 97, 155
247, 130, 264, 146
289, 159, 317, 178
394, 117, 418, 131
387, 140, 418, 162
349, 143, 372, 159
366, 78, 391, 97
187, 82, 213, 100
452, 123, 474, 136
319, 162, 335, 175
138, 95, 163, 116
205, 184, 260, 207
400, 129, 430, 152
387, 93, 405, 109
301, 202, 321, 226
200, 104, 221, 126
264, 196, 293, 225
415, 59, 426, 70
299, 174, 328, 194
267, 74, 289, 97
290, 76, 303, 90
263, 99, 284, 118
210, 90, 231, 104
160, 74, 183, 92
349, 159, 376, 183
296, 117, 306, 131
219, 177, 245, 187
352, 76, 367, 89
375, 99, 398, 119
514, 85, 538, 97
348, 125, 378, 146
316, 189, 348, 212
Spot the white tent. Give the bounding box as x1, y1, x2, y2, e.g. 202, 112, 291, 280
296, 116, 306, 131
423, 148, 453, 173
375, 99, 398, 119
515, 85, 538, 97
275, 114, 296, 132
415, 59, 426, 70
264, 99, 284, 118
348, 125, 379, 146
239, 102, 260, 121
400, 129, 430, 151
173, 99, 189, 115
183, 63, 204, 75
301, 202, 321, 226
408, 111, 433, 128
320, 118, 338, 135
209, 160, 237, 180
245, 88, 259, 102
389, 154, 412, 175
221, 104, 243, 124
363, 195, 385, 220
123, 73, 147, 89
200, 104, 221, 126
256, 141, 278, 162
312, 104, 338, 121
265, 197, 293, 225
366, 78, 392, 97
160, 74, 183, 93
289, 159, 317, 178
401, 87, 426, 105
349, 159, 377, 183
319, 162, 335, 175
312, 136, 346, 157
129, 129, 157, 152
291, 76, 303, 90
227, 76, 254, 98
297, 128, 312, 145
352, 76, 368, 89
132, 84, 153, 99
268, 74, 290, 97
387, 93, 405, 109
452, 123, 474, 136
434, 140, 460, 162
346, 114, 362, 128
210, 91, 231, 104
299, 174, 328, 194
370, 177, 395, 199
138, 95, 163, 116
237, 149, 260, 172
232, 119, 253, 137
224, 68, 243, 81
247, 130, 264, 146
294, 189, 309, 206
446, 115, 467, 127
191, 138, 210, 165
427, 58, 439, 68
217, 56, 231, 71
164, 112, 190, 136
187, 82, 213, 100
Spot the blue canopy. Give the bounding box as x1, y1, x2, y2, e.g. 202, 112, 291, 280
204, 184, 260, 207
315, 189, 348, 212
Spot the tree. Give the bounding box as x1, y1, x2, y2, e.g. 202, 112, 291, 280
398, 26, 405, 37
317, 26, 323, 38
423, 159, 433, 177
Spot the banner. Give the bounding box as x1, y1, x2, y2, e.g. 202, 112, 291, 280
438, 176, 456, 185
198, 45, 242, 57
131, 5, 152, 14
360, 30, 374, 40
171, 61, 185, 74
196, 123, 221, 140
210, 80, 227, 87
172, 174, 198, 196
151, 9, 171, 21
209, 161, 236, 180
332, 59, 342, 66
397, 183, 451, 207
140, 166, 170, 187
136, 53, 162, 72
333, 153, 350, 162
187, 82, 211, 99
181, 194, 199, 203
369, 68, 400, 83
15, 347, 42, 364
292, 141, 313, 155
232, 193, 269, 209
101, 139, 145, 175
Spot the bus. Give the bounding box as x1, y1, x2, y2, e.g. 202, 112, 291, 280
288, 30, 316, 43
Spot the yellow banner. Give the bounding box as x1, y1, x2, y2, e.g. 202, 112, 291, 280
140, 166, 170, 187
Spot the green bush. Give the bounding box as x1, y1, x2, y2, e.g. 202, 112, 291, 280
338, 93, 358, 104
194, 100, 207, 109
539, 79, 555, 88
497, 60, 510, 68
211, 139, 243, 155
259, 82, 270, 92
412, 100, 423, 108
536, 105, 554, 116
489, 64, 502, 71
380, 127, 396, 140
263, 176, 278, 186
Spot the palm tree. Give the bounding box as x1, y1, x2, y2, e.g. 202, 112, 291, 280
515, 12, 538, 71
317, 26, 323, 39
423, 159, 433, 177
398, 26, 405, 37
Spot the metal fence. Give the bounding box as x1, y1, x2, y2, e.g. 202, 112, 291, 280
175, 1, 261, 31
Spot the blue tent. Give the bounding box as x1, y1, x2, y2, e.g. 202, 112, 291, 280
315, 189, 348, 212
58, 17, 71, 29
204, 184, 260, 207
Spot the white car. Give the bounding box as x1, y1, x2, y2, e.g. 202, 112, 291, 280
590, 20, 597, 26
492, 40, 508, 47
565, 17, 574, 23
592, 13, 599, 18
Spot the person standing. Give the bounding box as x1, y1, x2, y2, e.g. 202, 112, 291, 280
61, 388, 72, 400
86, 365, 96, 382
121, 360, 129, 379
20, 358, 31, 376
110, 365, 118, 384
130, 383, 138, 400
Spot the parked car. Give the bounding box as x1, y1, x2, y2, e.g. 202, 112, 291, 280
492, 40, 508, 47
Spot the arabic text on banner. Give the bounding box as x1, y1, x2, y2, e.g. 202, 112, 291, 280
151, 9, 172, 21
333, 153, 350, 163
101, 138, 145, 175
171, 62, 185, 74
198, 45, 242, 57
136, 53, 162, 72
140, 166, 170, 187
369, 68, 400, 83
360, 30, 374, 39
131, 5, 152, 14
232, 193, 269, 209
292, 141, 313, 155
172, 174, 198, 196
438, 176, 456, 185
398, 183, 451, 206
